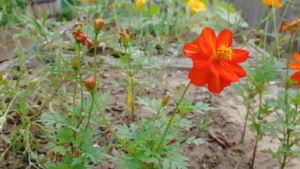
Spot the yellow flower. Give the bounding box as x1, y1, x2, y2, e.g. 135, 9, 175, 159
262, 0, 283, 8
186, 0, 206, 16
136, 0, 147, 11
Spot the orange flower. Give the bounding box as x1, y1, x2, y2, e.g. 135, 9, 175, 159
183, 27, 250, 94
121, 4, 126, 8
71, 23, 93, 49
289, 53, 300, 88
279, 20, 299, 35
262, 0, 283, 8
109, 4, 115, 8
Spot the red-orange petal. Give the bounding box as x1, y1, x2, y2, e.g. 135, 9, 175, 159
293, 53, 300, 62
183, 41, 201, 58
193, 59, 212, 71
209, 61, 220, 79
290, 62, 300, 70
291, 71, 300, 81
230, 49, 249, 63
227, 63, 247, 78
197, 37, 215, 59
199, 27, 217, 55
207, 75, 231, 94
188, 68, 211, 86
216, 29, 233, 48
296, 81, 300, 89
214, 62, 239, 82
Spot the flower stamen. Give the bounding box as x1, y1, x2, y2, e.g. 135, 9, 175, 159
214, 46, 233, 61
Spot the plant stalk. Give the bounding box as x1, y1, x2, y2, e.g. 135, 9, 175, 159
155, 82, 191, 152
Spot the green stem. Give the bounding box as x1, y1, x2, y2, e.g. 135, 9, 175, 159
251, 129, 260, 169
263, 18, 268, 51
155, 82, 191, 152
91, 93, 126, 148
93, 33, 99, 81
271, 3, 280, 58
241, 103, 250, 143
73, 72, 78, 125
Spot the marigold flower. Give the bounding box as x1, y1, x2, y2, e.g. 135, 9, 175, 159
135, 0, 146, 11
109, 4, 115, 8
279, 20, 299, 35
183, 27, 250, 94
262, 0, 283, 8
186, 0, 206, 16
289, 53, 300, 88
166, 139, 178, 145
84, 77, 96, 91
71, 23, 93, 49
119, 28, 132, 48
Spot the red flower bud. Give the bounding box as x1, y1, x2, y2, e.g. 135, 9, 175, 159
84, 77, 96, 91
93, 18, 105, 32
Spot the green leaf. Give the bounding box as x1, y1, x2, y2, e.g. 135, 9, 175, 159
185, 136, 207, 145
150, 5, 160, 15
162, 155, 189, 169
45, 142, 56, 149
43, 10, 49, 25
1, 134, 11, 143
15, 72, 23, 89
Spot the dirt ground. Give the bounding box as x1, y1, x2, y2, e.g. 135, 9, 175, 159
1, 37, 300, 169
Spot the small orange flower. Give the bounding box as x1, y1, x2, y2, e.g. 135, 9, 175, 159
290, 53, 300, 88
262, 0, 283, 8
109, 4, 115, 8
279, 20, 299, 35
121, 4, 126, 8
71, 23, 93, 49
183, 27, 250, 94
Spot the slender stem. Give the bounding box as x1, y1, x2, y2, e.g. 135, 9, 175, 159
155, 82, 191, 152
251, 129, 260, 169
151, 105, 163, 130
91, 93, 125, 148
73, 72, 78, 125
85, 103, 93, 129
241, 103, 250, 143
271, 2, 280, 58
285, 36, 294, 104
93, 33, 99, 81
263, 18, 268, 51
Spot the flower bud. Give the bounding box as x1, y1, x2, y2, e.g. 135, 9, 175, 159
278, 46, 282, 51
68, 102, 73, 106
254, 38, 260, 46
176, 86, 181, 91
161, 94, 171, 107
63, 98, 67, 102
84, 77, 96, 92
68, 112, 72, 118
72, 58, 80, 72
99, 56, 105, 64
93, 18, 105, 33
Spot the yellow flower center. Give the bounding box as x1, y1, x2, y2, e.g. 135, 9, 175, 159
214, 46, 232, 61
